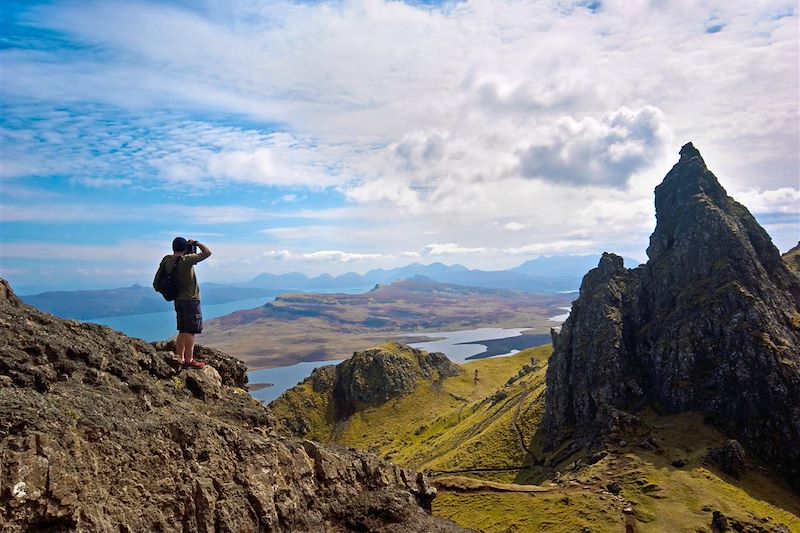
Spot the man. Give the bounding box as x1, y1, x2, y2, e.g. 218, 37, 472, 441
154, 237, 212, 369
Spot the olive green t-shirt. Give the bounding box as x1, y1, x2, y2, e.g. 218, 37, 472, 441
159, 253, 206, 301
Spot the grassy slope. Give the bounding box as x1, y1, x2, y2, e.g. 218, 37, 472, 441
272, 344, 550, 477
783, 244, 800, 277
271, 344, 800, 532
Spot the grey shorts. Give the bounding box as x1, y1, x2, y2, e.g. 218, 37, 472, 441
175, 299, 203, 334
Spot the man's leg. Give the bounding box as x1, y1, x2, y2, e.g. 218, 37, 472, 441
182, 301, 204, 369
175, 332, 186, 363
185, 333, 196, 363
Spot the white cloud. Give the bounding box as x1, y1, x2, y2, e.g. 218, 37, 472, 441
0, 203, 143, 223
260, 248, 386, 263
259, 226, 331, 241
735, 187, 800, 214
0, 201, 274, 224
5, 0, 796, 196
516, 106, 672, 188
399, 251, 422, 258
421, 243, 492, 256
262, 249, 293, 261
420, 239, 597, 258
0, 241, 161, 262
301, 250, 386, 262
503, 221, 525, 231
1, 0, 798, 283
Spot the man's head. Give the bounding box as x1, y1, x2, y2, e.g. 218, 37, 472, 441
172, 237, 188, 253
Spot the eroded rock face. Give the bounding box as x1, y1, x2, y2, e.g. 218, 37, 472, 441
333, 343, 461, 419
0, 282, 467, 532
543, 143, 800, 489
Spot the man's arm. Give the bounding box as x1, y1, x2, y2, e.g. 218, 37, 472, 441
188, 240, 212, 262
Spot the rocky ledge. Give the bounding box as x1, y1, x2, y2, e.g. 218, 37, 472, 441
0, 280, 467, 532
543, 143, 800, 490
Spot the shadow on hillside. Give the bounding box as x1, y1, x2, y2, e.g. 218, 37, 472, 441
514, 410, 800, 520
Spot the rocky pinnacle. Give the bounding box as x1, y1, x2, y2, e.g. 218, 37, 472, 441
543, 143, 800, 490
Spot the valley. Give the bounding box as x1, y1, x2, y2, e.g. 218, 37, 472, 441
270, 343, 800, 532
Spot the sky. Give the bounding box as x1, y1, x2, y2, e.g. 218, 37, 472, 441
1, 0, 798, 292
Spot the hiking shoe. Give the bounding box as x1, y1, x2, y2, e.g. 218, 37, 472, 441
184, 360, 205, 370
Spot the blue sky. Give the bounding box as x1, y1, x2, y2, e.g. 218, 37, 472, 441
1, 0, 798, 292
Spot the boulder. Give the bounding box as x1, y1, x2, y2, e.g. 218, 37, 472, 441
182, 365, 223, 401
152, 340, 248, 388
705, 439, 747, 479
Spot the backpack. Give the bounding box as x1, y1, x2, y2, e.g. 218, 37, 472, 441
154, 256, 181, 301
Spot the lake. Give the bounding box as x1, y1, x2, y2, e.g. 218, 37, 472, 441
549, 306, 572, 322
86, 297, 271, 342
408, 327, 536, 362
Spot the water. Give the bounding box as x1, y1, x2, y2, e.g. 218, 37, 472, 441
548, 306, 572, 322
248, 326, 550, 404
85, 297, 271, 342
407, 327, 534, 363
249, 360, 346, 404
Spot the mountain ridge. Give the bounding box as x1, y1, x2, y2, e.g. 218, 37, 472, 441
243, 256, 640, 293
19, 255, 631, 323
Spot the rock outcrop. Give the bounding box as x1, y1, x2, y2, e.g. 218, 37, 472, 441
272, 343, 462, 437
333, 343, 461, 419
543, 143, 800, 489
0, 280, 466, 532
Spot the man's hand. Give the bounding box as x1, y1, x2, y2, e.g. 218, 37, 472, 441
192, 240, 212, 259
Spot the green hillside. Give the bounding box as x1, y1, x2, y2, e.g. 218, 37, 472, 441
271, 343, 547, 475
270, 344, 800, 532
784, 242, 800, 277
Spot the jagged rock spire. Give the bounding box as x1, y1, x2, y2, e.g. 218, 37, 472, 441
543, 143, 800, 490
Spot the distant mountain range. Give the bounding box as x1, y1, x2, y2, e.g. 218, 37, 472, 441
245, 255, 639, 292
19, 255, 637, 321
